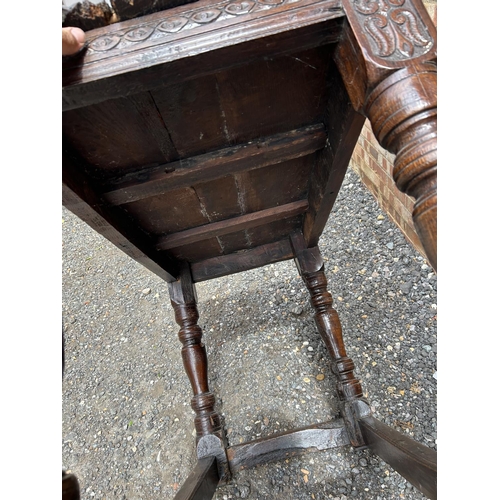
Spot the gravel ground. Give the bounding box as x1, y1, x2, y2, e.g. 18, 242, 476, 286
62, 166, 437, 500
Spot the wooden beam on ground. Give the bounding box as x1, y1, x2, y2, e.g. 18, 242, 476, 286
102, 124, 326, 206
173, 456, 219, 500
358, 416, 437, 500
227, 419, 350, 471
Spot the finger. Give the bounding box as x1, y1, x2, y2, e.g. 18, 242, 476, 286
62, 27, 86, 56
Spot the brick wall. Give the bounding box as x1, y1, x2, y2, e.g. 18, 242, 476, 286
349, 0, 437, 259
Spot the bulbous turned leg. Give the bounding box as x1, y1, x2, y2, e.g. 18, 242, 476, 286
335, 0, 437, 270
168, 265, 224, 444
302, 269, 368, 447
365, 62, 437, 271
303, 271, 363, 399
291, 234, 368, 447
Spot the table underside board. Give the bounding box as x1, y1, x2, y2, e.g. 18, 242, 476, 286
63, 1, 364, 283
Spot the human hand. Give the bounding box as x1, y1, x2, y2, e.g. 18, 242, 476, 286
62, 27, 86, 56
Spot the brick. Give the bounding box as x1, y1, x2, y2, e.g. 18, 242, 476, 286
386, 186, 394, 206
369, 144, 380, 162
391, 211, 402, 227
368, 154, 380, 171
353, 102, 426, 256
393, 197, 406, 217
364, 166, 377, 185
403, 193, 416, 212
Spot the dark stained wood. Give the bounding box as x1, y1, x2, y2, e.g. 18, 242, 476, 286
102, 124, 326, 206
62, 471, 80, 500
302, 66, 366, 246
190, 176, 242, 224
151, 74, 232, 158
157, 200, 308, 251
63, 96, 170, 178
145, 45, 331, 159
168, 265, 224, 442
196, 434, 230, 483
336, 0, 437, 271
290, 231, 323, 275
243, 218, 304, 253
62, 1, 438, 496
227, 420, 350, 471
62, 146, 179, 283
173, 456, 219, 500
238, 155, 314, 213
214, 46, 331, 145
172, 148, 310, 256
190, 239, 293, 283
358, 416, 437, 500
62, 0, 345, 111
291, 233, 367, 447
127, 91, 179, 162
120, 186, 212, 236
189, 175, 249, 255
168, 239, 224, 264
364, 62, 437, 271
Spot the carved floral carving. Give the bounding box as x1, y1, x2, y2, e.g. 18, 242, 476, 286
191, 9, 222, 24
225, 1, 256, 15
124, 26, 155, 42
352, 0, 433, 60
88, 0, 293, 53
89, 34, 121, 51
157, 17, 189, 33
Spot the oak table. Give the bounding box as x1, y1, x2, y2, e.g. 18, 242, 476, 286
62, 0, 437, 498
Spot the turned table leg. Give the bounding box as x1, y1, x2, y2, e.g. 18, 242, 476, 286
336, 0, 437, 271
290, 233, 369, 447
168, 264, 224, 444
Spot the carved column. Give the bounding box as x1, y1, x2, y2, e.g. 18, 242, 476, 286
291, 233, 368, 447
337, 0, 437, 271
305, 271, 365, 397
168, 264, 224, 443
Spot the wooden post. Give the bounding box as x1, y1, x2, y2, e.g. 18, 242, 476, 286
168, 264, 224, 443
291, 233, 368, 447
337, 0, 437, 271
